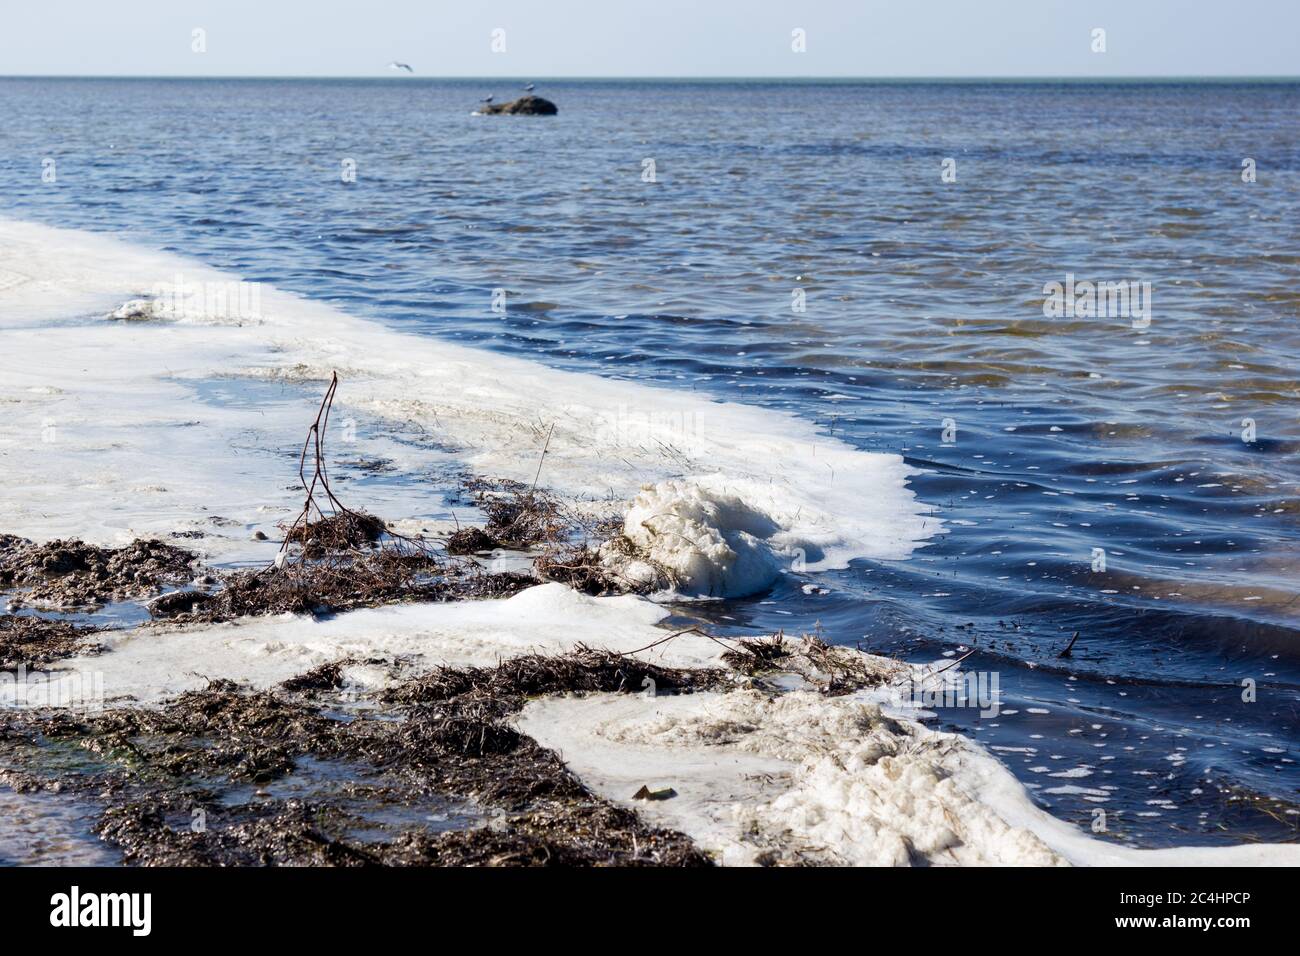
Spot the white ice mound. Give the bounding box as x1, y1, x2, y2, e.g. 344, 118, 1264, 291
105, 282, 260, 325
614, 477, 781, 597
107, 298, 171, 321
613, 473, 875, 598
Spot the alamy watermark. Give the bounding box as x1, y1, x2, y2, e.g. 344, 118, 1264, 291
593, 403, 703, 446
50, 886, 150, 936
137, 273, 262, 321
892, 668, 1001, 718
1043, 273, 1151, 328
0, 665, 104, 710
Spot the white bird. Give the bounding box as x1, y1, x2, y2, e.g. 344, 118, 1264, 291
388, 62, 413, 73
523, 82, 535, 92
481, 94, 494, 104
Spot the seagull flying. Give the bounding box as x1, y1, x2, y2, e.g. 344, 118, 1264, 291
523, 82, 535, 92
388, 62, 414, 73
481, 94, 494, 104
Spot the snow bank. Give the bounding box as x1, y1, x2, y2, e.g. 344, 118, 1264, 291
518, 689, 1300, 867
0, 218, 937, 584
0, 584, 721, 707
518, 689, 1065, 866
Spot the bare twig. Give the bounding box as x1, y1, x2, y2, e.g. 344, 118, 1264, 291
530, 422, 556, 495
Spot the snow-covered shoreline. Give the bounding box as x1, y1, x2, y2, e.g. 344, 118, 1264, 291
2, 217, 1296, 867
0, 217, 936, 584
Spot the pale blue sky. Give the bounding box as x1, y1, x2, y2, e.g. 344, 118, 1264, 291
2, 0, 1296, 78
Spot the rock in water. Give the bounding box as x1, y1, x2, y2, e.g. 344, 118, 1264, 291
479, 95, 558, 116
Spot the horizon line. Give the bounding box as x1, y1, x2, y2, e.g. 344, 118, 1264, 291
3, 73, 1299, 82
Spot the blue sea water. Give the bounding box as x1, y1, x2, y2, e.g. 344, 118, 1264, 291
1, 77, 1298, 848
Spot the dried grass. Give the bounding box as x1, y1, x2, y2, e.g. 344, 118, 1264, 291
0, 614, 103, 670
0, 537, 195, 609
721, 631, 902, 695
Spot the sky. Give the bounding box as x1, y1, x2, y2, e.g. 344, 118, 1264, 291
1, 0, 1296, 78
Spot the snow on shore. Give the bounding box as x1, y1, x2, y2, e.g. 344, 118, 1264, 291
518, 687, 1300, 868
3, 218, 1294, 867
0, 218, 935, 592
1, 584, 709, 706
18, 578, 1293, 868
